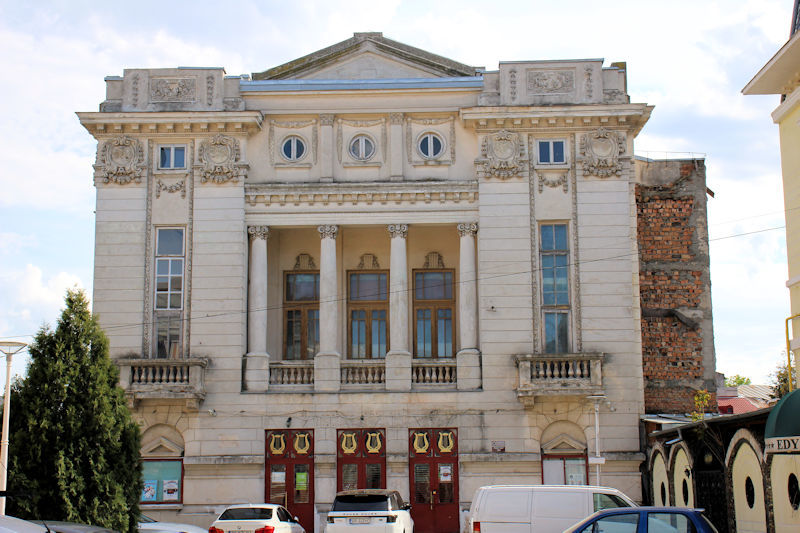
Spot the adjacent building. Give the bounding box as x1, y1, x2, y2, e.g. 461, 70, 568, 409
78, 33, 714, 532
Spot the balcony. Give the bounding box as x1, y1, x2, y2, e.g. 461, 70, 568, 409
117, 357, 208, 411
514, 352, 604, 406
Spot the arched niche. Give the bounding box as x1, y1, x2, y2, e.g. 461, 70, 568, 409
727, 429, 767, 533
540, 420, 588, 485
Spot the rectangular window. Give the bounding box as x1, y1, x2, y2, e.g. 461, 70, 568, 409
284, 272, 320, 360
158, 145, 186, 169
154, 228, 184, 358
413, 270, 455, 358
348, 272, 388, 359
540, 224, 570, 353
141, 459, 183, 504
537, 140, 566, 165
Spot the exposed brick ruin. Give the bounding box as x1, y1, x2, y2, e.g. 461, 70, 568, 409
635, 159, 716, 413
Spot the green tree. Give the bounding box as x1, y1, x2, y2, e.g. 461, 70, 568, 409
771, 362, 797, 399
6, 290, 142, 532
724, 374, 752, 387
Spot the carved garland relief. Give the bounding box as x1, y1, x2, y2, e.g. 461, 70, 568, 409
580, 127, 626, 178
476, 129, 526, 179
98, 135, 145, 185
198, 134, 245, 184
150, 78, 196, 103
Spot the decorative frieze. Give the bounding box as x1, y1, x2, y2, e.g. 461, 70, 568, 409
390, 113, 404, 125
318, 225, 339, 239
97, 135, 145, 185
527, 69, 575, 95
150, 77, 196, 102
320, 114, 335, 126
198, 134, 246, 183
248, 225, 270, 240
580, 127, 626, 178
476, 129, 527, 179
536, 171, 570, 193
155, 178, 186, 198
206, 75, 214, 106
457, 222, 478, 237
387, 224, 408, 239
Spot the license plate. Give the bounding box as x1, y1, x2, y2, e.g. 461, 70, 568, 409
349, 517, 371, 524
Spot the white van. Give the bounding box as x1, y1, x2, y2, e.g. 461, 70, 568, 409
465, 485, 636, 533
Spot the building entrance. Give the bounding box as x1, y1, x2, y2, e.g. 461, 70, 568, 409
337, 428, 387, 490
265, 429, 314, 532
408, 428, 459, 533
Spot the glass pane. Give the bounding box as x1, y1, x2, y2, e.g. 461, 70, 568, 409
160, 147, 171, 168
364, 138, 374, 158
437, 308, 453, 357
156, 276, 169, 292
156, 259, 169, 275
438, 463, 454, 503
372, 310, 387, 358
169, 293, 181, 309
592, 514, 639, 533
287, 274, 319, 301
416, 272, 453, 300
173, 146, 185, 168
542, 458, 565, 484
366, 463, 382, 489
155, 294, 168, 309
542, 255, 556, 305
295, 139, 305, 158
170, 275, 182, 292
432, 135, 442, 156
351, 310, 366, 359
414, 464, 430, 503
565, 457, 587, 485
553, 141, 565, 163
648, 513, 693, 533
554, 224, 568, 250
539, 141, 551, 163
420, 136, 429, 156
270, 464, 287, 505
294, 464, 310, 504
541, 224, 554, 250
307, 309, 320, 358
171, 259, 183, 275
342, 463, 358, 491
286, 310, 301, 359
545, 312, 569, 353
282, 139, 293, 159
416, 309, 432, 357
350, 273, 387, 301
594, 493, 631, 512
157, 229, 184, 255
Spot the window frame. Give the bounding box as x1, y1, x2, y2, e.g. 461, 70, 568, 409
280, 135, 307, 162
412, 269, 456, 359
157, 145, 187, 170
417, 131, 445, 160
140, 458, 184, 505
283, 271, 320, 360
348, 134, 377, 162
537, 139, 567, 165
347, 270, 389, 359
541, 453, 589, 485
153, 228, 185, 359
539, 223, 571, 354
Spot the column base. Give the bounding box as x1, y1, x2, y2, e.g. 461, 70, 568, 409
386, 350, 412, 391
456, 348, 481, 390
244, 352, 271, 392
314, 351, 341, 392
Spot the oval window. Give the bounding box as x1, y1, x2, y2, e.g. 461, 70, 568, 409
745, 476, 755, 509
281, 136, 306, 161
789, 473, 800, 511
418, 132, 444, 159
349, 135, 375, 161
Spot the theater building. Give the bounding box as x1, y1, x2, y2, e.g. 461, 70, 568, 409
78, 33, 686, 532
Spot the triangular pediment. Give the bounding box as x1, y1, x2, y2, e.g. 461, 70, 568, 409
142, 436, 184, 458
253, 32, 478, 80
542, 434, 587, 455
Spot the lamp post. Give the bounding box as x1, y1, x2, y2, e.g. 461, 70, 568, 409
0, 341, 26, 516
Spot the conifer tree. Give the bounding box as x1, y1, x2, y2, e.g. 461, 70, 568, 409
6, 289, 141, 533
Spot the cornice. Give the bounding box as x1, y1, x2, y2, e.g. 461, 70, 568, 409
460, 103, 653, 136
771, 84, 800, 123
76, 111, 264, 138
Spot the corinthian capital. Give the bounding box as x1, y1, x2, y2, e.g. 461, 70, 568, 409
457, 222, 478, 237
248, 225, 270, 240
318, 225, 339, 239
387, 224, 408, 239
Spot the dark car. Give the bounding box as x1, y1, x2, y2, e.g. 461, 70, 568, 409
563, 506, 719, 533
34, 521, 118, 533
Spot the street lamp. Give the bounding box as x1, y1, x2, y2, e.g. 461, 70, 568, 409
0, 341, 26, 516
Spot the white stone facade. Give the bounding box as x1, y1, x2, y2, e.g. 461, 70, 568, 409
79, 33, 653, 532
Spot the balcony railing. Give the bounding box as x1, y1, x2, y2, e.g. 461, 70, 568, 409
515, 353, 604, 405
412, 359, 457, 388
341, 360, 386, 389
117, 357, 208, 410
269, 360, 315, 388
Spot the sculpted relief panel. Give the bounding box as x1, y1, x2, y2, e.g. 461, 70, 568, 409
150, 78, 196, 103
580, 127, 626, 178
476, 130, 527, 179
527, 69, 575, 95
198, 134, 246, 183
97, 135, 145, 185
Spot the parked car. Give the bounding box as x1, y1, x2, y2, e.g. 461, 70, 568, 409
325, 489, 413, 533
0, 515, 48, 533
562, 507, 719, 533
209, 503, 304, 533
138, 513, 207, 533
34, 521, 118, 533
466, 485, 637, 533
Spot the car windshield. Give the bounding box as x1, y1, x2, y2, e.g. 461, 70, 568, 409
332, 495, 390, 511
700, 514, 720, 533
219, 508, 273, 520
139, 514, 156, 523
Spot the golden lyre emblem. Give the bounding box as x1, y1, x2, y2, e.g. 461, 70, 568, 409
438, 431, 455, 453
341, 432, 358, 455
269, 433, 286, 455
412, 432, 430, 454
365, 432, 382, 454
294, 433, 311, 455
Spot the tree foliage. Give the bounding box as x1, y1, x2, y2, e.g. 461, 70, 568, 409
724, 374, 751, 387
771, 362, 797, 399
7, 290, 142, 532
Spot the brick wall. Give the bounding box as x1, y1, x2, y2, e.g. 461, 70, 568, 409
635, 159, 716, 413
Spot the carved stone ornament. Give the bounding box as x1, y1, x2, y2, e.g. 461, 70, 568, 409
155, 178, 186, 198
358, 253, 380, 269
150, 77, 196, 102
477, 130, 524, 179
318, 224, 339, 239
537, 172, 570, 193
527, 69, 575, 95
293, 253, 316, 270
248, 225, 270, 240
199, 134, 244, 184
457, 222, 478, 237
580, 127, 626, 178
98, 136, 145, 185
387, 224, 408, 239
423, 251, 445, 269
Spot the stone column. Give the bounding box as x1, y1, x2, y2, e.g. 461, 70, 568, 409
389, 113, 404, 181
386, 224, 411, 391
457, 222, 481, 390
320, 114, 334, 182
316, 224, 341, 391
246, 225, 270, 392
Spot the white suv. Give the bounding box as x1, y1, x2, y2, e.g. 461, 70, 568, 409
209, 504, 305, 533
326, 490, 413, 533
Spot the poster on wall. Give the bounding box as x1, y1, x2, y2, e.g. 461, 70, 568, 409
295, 471, 309, 491
439, 464, 453, 482
141, 480, 157, 502
162, 480, 180, 501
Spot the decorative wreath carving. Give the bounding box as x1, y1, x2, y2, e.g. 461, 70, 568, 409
580, 127, 626, 178
98, 136, 145, 185
476, 130, 526, 179
199, 134, 245, 184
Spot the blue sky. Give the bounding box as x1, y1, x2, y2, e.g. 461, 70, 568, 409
0, 0, 793, 385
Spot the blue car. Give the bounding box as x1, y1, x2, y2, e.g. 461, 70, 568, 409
563, 507, 719, 533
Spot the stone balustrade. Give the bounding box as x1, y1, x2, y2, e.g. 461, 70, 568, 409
116, 357, 208, 410
412, 359, 457, 387
341, 360, 386, 388
515, 352, 604, 405
269, 361, 315, 387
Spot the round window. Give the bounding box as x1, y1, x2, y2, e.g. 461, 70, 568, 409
349, 135, 375, 161
281, 136, 306, 161
682, 479, 689, 504
418, 132, 444, 159
659, 482, 666, 505
789, 473, 800, 511
745, 476, 755, 509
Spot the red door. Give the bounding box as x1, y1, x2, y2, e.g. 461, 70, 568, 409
337, 429, 386, 491
408, 428, 459, 533
265, 429, 314, 532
